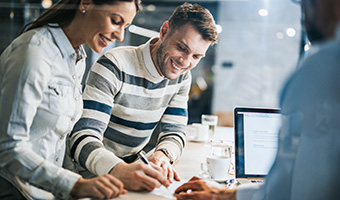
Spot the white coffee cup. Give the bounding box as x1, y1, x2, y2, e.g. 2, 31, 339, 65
187, 123, 209, 142
201, 155, 231, 181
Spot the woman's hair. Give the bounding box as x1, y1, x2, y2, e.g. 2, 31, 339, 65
168, 2, 218, 44
21, 0, 141, 34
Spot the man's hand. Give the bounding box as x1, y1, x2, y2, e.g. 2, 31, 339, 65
70, 174, 127, 199
109, 162, 170, 191
148, 150, 181, 183
174, 176, 237, 200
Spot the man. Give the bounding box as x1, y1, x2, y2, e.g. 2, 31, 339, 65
175, 0, 340, 199
69, 3, 218, 192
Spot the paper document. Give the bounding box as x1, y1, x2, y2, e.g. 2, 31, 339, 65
150, 180, 187, 199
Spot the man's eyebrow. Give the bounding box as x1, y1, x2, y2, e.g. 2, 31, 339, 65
179, 40, 205, 57
178, 40, 190, 51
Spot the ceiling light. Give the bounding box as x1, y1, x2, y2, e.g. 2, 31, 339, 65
258, 9, 268, 17
41, 0, 52, 9
286, 28, 296, 37
276, 32, 284, 39
216, 24, 223, 34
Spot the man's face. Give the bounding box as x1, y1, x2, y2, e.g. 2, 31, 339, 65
155, 23, 212, 80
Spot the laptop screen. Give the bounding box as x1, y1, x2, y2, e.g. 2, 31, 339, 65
234, 107, 282, 178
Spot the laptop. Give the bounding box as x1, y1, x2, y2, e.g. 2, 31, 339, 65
234, 107, 282, 185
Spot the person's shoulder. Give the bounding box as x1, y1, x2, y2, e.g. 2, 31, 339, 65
317, 40, 340, 59
282, 40, 340, 95
16, 27, 52, 45
2, 27, 59, 62
105, 45, 138, 56
299, 40, 340, 72
7, 27, 58, 57
103, 45, 140, 66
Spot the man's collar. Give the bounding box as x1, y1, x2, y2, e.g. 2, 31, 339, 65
141, 37, 164, 81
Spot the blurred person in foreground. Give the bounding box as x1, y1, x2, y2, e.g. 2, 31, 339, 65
0, 0, 140, 199
175, 0, 340, 199
69, 2, 218, 192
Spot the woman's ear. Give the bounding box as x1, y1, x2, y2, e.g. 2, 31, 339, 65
79, 0, 91, 12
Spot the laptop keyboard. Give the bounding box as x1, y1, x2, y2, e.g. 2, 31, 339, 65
251, 180, 264, 183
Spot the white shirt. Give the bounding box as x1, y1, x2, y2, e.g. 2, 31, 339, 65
0, 25, 84, 199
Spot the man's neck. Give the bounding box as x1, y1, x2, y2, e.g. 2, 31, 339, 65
149, 38, 164, 77
149, 37, 159, 60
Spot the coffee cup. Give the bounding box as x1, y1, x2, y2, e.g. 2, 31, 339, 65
201, 155, 231, 181
187, 123, 209, 142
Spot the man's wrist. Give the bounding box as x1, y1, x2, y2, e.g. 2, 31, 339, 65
157, 148, 174, 164
109, 162, 126, 175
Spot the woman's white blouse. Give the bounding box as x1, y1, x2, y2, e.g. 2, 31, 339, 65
0, 25, 85, 199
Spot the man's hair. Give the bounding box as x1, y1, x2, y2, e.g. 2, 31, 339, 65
168, 2, 218, 43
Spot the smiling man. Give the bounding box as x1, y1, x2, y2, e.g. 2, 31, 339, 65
175, 0, 340, 200
69, 3, 218, 192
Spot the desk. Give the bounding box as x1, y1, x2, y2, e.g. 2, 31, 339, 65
115, 127, 234, 200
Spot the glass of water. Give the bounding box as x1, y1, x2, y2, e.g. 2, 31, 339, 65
210, 139, 232, 158
201, 114, 218, 140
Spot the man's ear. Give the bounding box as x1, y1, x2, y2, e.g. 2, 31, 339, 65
80, 0, 91, 11
160, 21, 170, 40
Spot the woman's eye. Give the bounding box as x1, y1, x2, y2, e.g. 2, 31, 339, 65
111, 19, 120, 25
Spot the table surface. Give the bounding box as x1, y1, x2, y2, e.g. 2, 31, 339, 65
114, 126, 235, 200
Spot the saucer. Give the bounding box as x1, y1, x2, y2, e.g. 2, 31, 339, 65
188, 138, 209, 143
213, 177, 229, 183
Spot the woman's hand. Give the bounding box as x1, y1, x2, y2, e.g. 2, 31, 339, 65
71, 174, 127, 199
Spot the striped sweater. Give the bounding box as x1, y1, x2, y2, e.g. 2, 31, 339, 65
70, 38, 190, 176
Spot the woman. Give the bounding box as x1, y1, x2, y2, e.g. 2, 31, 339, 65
0, 0, 140, 199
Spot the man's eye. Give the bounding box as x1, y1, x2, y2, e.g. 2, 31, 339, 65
177, 45, 185, 51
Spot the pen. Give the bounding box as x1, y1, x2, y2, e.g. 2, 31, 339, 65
137, 151, 150, 166
137, 151, 170, 189
227, 178, 239, 189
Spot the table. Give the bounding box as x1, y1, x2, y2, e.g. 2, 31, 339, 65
115, 127, 235, 200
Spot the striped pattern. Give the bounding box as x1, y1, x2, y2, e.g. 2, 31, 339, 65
70, 41, 190, 176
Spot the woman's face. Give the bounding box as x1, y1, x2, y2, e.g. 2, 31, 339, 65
83, 1, 136, 53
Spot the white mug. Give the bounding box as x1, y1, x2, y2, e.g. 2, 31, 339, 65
201, 155, 231, 181
187, 123, 209, 142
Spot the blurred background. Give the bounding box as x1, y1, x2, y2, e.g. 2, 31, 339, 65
0, 0, 304, 127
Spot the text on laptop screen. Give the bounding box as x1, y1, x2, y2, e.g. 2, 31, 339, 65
235, 108, 281, 178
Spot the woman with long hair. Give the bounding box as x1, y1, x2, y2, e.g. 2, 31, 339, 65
0, 0, 141, 199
